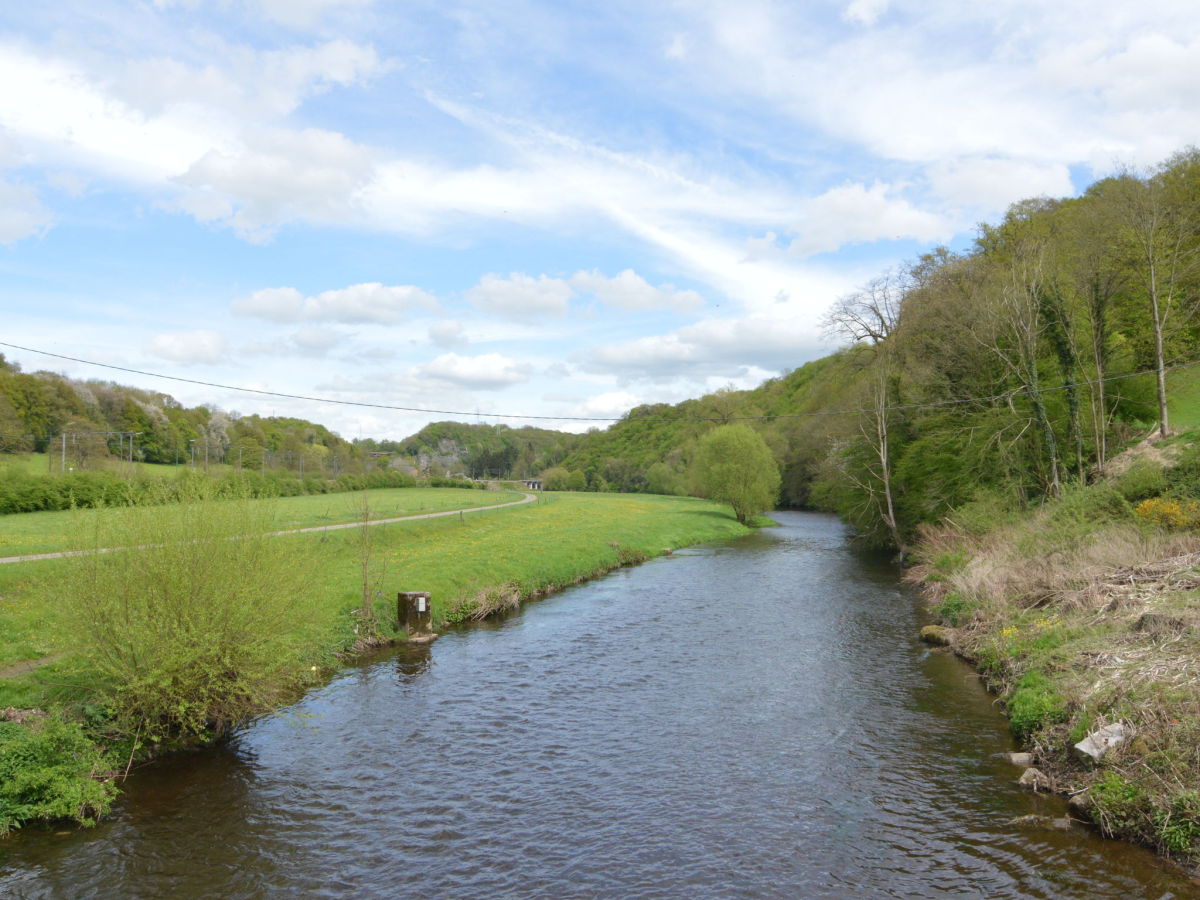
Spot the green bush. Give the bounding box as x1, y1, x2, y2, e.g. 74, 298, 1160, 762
1007, 670, 1068, 738
0, 465, 418, 516
948, 486, 1022, 537
59, 483, 321, 741
1092, 771, 1150, 838
0, 716, 116, 835
1113, 460, 1168, 502
1155, 791, 1200, 855
1164, 443, 1200, 499
936, 591, 974, 626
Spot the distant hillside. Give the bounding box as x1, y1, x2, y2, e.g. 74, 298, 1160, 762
390, 421, 582, 479
553, 352, 866, 500
0, 354, 377, 476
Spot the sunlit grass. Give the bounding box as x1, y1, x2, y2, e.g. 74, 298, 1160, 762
1168, 366, 1200, 430
0, 491, 748, 706
0, 487, 518, 558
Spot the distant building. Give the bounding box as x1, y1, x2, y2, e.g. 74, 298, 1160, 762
521, 478, 542, 490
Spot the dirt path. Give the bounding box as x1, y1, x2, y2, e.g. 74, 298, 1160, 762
0, 654, 65, 680
0, 492, 538, 566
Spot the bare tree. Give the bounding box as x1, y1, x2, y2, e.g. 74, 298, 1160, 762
823, 270, 904, 345
856, 343, 905, 552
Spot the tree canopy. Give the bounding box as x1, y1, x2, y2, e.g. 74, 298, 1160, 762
691, 424, 781, 524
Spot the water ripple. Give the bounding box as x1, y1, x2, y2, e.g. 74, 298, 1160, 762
1, 512, 1195, 899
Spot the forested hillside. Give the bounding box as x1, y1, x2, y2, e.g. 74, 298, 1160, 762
0, 355, 374, 475
550, 149, 1200, 548
390, 421, 581, 479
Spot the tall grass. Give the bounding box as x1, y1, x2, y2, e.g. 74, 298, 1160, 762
57, 483, 322, 742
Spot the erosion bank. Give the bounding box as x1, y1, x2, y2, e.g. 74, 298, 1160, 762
913, 436, 1200, 871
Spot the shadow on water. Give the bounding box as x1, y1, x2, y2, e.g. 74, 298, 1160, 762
1, 510, 1197, 899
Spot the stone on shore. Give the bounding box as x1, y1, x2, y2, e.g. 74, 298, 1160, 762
1008, 814, 1074, 831
1074, 723, 1127, 762
1006, 752, 1033, 766
1017, 767, 1052, 792
919, 625, 953, 646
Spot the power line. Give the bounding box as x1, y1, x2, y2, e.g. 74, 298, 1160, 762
0, 339, 1196, 425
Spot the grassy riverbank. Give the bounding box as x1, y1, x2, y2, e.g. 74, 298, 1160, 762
0, 488, 749, 834
915, 431, 1200, 866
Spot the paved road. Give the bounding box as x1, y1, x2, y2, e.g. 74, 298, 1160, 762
0, 492, 538, 566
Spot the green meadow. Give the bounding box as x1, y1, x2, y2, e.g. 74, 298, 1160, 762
0, 486, 520, 559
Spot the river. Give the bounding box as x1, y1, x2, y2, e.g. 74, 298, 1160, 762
0, 511, 1195, 898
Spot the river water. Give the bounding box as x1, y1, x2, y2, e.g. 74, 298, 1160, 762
1, 511, 1195, 898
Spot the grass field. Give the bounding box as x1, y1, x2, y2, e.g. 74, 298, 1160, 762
1168, 366, 1200, 430
0, 487, 520, 558
0, 491, 748, 708
0, 452, 182, 477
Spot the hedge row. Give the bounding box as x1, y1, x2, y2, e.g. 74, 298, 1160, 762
0, 467, 426, 515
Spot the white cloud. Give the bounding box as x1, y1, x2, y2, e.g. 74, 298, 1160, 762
466, 272, 574, 321
844, 0, 890, 26
232, 283, 438, 323
569, 269, 704, 313
0, 179, 51, 243
926, 157, 1075, 214
416, 352, 532, 389
176, 127, 378, 239
290, 326, 346, 354
0, 45, 217, 183
146, 329, 227, 364
428, 319, 468, 348
582, 314, 825, 381
113, 40, 388, 120
567, 391, 644, 419
787, 182, 949, 257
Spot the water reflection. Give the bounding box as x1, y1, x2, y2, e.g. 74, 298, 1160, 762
392, 642, 433, 680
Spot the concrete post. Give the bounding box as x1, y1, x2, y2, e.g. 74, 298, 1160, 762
398, 591, 433, 636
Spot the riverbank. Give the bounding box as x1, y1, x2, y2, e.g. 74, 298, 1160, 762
913, 433, 1200, 869
0, 489, 751, 835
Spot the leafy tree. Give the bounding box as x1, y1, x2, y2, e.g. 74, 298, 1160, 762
541, 466, 571, 490
691, 424, 781, 524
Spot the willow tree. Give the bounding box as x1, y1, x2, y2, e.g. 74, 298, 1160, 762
692, 424, 781, 524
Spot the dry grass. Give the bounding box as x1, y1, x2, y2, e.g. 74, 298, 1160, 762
917, 485, 1200, 862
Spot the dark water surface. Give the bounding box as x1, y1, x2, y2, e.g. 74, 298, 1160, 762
2, 512, 1196, 898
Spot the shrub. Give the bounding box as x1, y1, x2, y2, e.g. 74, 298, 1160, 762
58, 482, 320, 742
1155, 791, 1200, 855
1092, 771, 1150, 839
1134, 496, 1200, 529
1113, 460, 1168, 502
0, 716, 117, 835
948, 486, 1022, 537
936, 591, 974, 626
1007, 670, 1068, 738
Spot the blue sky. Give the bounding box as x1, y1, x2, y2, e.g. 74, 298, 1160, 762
2, 0, 1198, 438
